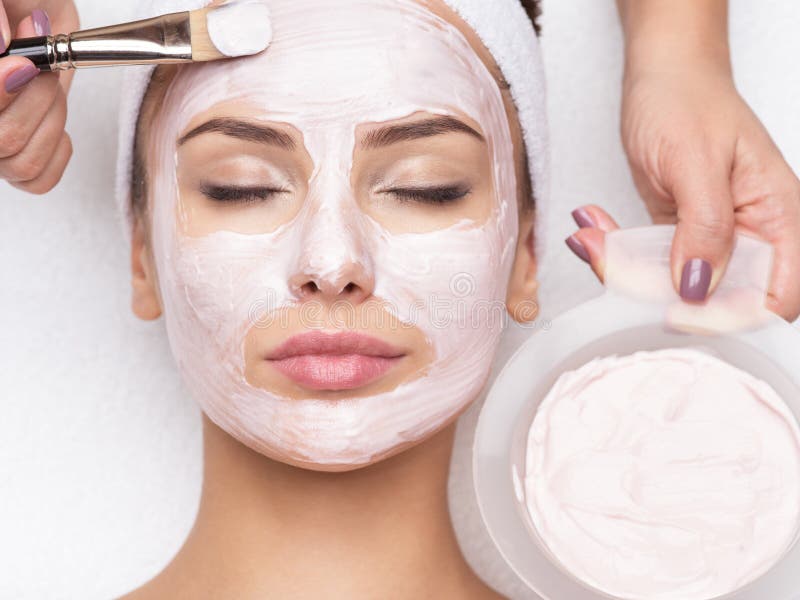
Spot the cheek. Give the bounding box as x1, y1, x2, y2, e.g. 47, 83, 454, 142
171, 229, 295, 351
371, 221, 516, 358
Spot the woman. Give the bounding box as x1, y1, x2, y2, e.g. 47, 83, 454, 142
119, 0, 541, 596
2, 0, 798, 319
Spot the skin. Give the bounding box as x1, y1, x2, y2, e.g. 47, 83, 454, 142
0, 0, 77, 193
122, 1, 536, 597
566, 204, 621, 282
613, 0, 800, 320
3, 0, 798, 313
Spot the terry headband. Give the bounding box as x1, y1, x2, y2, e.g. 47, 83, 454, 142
113, 0, 549, 259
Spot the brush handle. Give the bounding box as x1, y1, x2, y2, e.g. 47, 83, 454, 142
0, 12, 193, 72
0, 36, 53, 71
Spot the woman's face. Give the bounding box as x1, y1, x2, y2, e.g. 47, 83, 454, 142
134, 0, 538, 471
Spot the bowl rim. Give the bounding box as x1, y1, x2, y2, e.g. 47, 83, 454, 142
473, 292, 800, 600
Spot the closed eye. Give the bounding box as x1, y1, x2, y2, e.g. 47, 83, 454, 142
200, 184, 288, 204
382, 184, 471, 205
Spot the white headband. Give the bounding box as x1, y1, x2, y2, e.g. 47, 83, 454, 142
114, 0, 549, 260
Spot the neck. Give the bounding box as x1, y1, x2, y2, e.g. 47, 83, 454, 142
143, 414, 498, 598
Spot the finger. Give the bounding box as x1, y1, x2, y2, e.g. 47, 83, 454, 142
0, 11, 52, 112
668, 154, 736, 303
0, 54, 42, 109
11, 131, 72, 194
0, 85, 66, 182
566, 205, 621, 282
567, 227, 608, 282
0, 11, 56, 113
15, 13, 35, 38
17, 9, 73, 97
0, 2, 10, 52
29, 10, 52, 37
17, 10, 73, 97
571, 204, 621, 232
763, 202, 800, 322
0, 67, 59, 157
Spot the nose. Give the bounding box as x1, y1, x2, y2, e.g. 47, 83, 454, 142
290, 263, 374, 304
289, 185, 375, 304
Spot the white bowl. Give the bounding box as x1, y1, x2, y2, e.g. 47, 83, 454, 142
473, 292, 800, 600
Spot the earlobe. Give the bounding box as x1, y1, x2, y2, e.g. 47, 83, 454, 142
506, 220, 540, 324
130, 217, 163, 321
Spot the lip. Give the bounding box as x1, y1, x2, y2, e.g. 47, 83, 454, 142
266, 331, 406, 391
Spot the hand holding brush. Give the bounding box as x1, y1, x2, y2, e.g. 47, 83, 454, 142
0, 0, 270, 193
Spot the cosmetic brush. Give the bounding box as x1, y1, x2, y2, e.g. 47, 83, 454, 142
0, 1, 271, 72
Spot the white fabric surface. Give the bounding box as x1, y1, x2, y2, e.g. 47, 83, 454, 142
2, 1, 800, 598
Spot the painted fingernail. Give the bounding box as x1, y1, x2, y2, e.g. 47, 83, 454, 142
32, 9, 51, 36
680, 258, 712, 302
5, 64, 40, 93
565, 235, 591, 264
571, 207, 597, 229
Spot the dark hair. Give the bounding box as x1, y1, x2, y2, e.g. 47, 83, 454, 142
522, 0, 542, 35
131, 1, 542, 220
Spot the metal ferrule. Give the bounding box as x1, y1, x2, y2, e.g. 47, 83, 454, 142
48, 11, 193, 70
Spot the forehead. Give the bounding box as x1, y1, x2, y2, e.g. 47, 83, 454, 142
165, 0, 503, 133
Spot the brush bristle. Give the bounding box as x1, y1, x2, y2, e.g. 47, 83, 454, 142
190, 6, 227, 62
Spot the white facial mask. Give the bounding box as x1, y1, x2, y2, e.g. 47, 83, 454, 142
147, 0, 519, 467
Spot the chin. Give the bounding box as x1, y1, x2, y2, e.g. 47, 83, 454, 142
222, 407, 471, 473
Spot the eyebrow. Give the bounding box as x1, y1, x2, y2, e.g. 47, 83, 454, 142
361, 115, 485, 149
177, 117, 296, 150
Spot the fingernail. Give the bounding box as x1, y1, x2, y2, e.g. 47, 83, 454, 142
5, 64, 40, 93
680, 258, 712, 302
565, 235, 591, 264
571, 207, 597, 229
32, 9, 51, 36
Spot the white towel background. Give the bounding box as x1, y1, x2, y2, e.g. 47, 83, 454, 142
1, 1, 799, 598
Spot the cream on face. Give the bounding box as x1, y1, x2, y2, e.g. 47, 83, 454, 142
525, 348, 800, 600
147, 0, 518, 467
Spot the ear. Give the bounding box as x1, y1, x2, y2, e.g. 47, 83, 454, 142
131, 216, 163, 321
506, 215, 539, 323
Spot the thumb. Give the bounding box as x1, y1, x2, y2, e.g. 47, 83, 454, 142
669, 154, 736, 302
